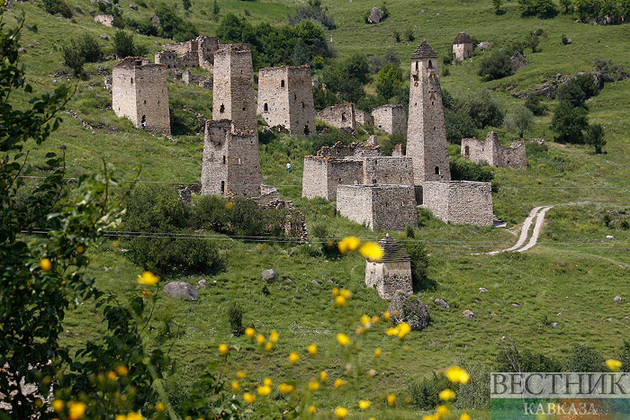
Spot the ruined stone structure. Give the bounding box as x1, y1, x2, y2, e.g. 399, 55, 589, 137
95, 15, 114, 27
155, 35, 220, 70
212, 44, 257, 132
182, 69, 213, 90
406, 41, 451, 184
316, 104, 356, 131
422, 181, 494, 226
365, 234, 413, 299
112, 57, 170, 135
201, 120, 263, 198
337, 185, 418, 230
257, 65, 316, 136
355, 110, 374, 126
453, 32, 473, 60
302, 142, 413, 200
372, 104, 407, 135
462, 132, 527, 169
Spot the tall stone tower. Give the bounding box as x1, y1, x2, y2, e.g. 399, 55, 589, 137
201, 120, 262, 198
112, 57, 170, 135
257, 65, 316, 136
212, 44, 257, 132
406, 40, 450, 184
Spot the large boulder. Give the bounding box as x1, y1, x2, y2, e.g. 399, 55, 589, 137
262, 269, 278, 283
368, 7, 384, 24
387, 291, 430, 331
163, 281, 199, 301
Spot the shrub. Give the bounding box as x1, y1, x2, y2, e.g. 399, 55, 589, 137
586, 123, 606, 153
525, 94, 548, 116
227, 302, 245, 336
308, 131, 354, 155
379, 133, 407, 156
311, 223, 328, 238
518, 0, 558, 17
403, 242, 434, 292
375, 63, 404, 100
496, 344, 563, 372
112, 30, 136, 59
444, 108, 478, 144
288, 4, 336, 29
450, 156, 494, 183
478, 50, 512, 81
551, 101, 588, 144
409, 373, 454, 410
455, 364, 491, 410
61, 44, 85, 78
565, 344, 605, 372
393, 30, 400, 42
458, 89, 505, 129
43, 0, 73, 18
594, 59, 627, 82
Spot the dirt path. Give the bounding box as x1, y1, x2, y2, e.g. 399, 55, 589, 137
488, 205, 555, 254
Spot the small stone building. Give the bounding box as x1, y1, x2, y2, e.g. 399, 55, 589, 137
257, 65, 316, 136
302, 142, 413, 200
462, 132, 527, 169
422, 181, 494, 226
112, 57, 170, 135
355, 110, 374, 126
155, 35, 220, 70
336, 185, 418, 231
212, 44, 257, 132
453, 32, 473, 60
365, 234, 413, 299
316, 104, 356, 131
372, 104, 407, 135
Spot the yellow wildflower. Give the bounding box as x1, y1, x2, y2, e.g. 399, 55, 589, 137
355, 326, 365, 335
77, 246, 85, 254
278, 383, 294, 395
137, 271, 159, 285
256, 334, 266, 346
340, 289, 351, 299
52, 400, 64, 413
309, 381, 319, 391
245, 327, 255, 339
375, 348, 382, 357
115, 415, 126, 420
308, 405, 316, 414
332, 287, 339, 297
263, 378, 273, 387
361, 314, 371, 326
405, 397, 412, 404
359, 242, 384, 261
446, 366, 470, 384
338, 236, 360, 254
243, 393, 256, 404
337, 333, 350, 346
231, 381, 239, 392
40, 258, 52, 272
126, 413, 142, 420
335, 295, 346, 307
439, 389, 456, 401
270, 330, 279, 343
397, 323, 412, 339
334, 407, 348, 419
387, 394, 396, 407
237, 370, 246, 379
606, 359, 623, 371
218, 344, 229, 356
257, 385, 271, 396
386, 327, 399, 336
115, 365, 128, 376
437, 405, 450, 416
308, 344, 317, 356
265, 342, 273, 352
460, 414, 471, 420
68, 401, 87, 420
358, 400, 371, 410
107, 371, 117, 381
372, 315, 379, 324
320, 371, 328, 382
334, 378, 346, 388
225, 202, 234, 210
289, 352, 300, 364
384, 311, 390, 321
156, 402, 165, 412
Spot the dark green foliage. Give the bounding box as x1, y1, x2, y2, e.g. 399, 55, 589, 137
182, 0, 192, 10
496, 345, 563, 372
405, 225, 415, 239
526, 32, 540, 52
375, 63, 404, 100
561, 33, 570, 45
308, 131, 354, 155
617, 340, 630, 370
288, 0, 336, 29
620, 219, 630, 230
393, 30, 400, 42
61, 44, 85, 78
455, 364, 491, 410
311, 223, 328, 238
112, 30, 143, 59
556, 81, 587, 108
586, 123, 606, 153
444, 108, 478, 143
155, 4, 199, 41
574, 0, 630, 23
77, 33, 103, 63
379, 133, 407, 156
406, 28, 415, 42
212, 0, 220, 21
560, 0, 573, 13
403, 242, 434, 292
450, 156, 495, 182
566, 344, 605, 372
551, 101, 589, 143
43, 0, 73, 18
409, 373, 455, 410
227, 302, 245, 336
478, 49, 513, 81
321, 54, 370, 103
458, 89, 505, 129
594, 59, 627, 82
525, 94, 548, 116
493, 0, 503, 13
518, 0, 558, 18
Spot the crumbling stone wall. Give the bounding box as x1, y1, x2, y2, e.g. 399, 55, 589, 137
257, 65, 316, 136
337, 185, 418, 231
112, 57, 170, 135
95, 14, 114, 27
316, 104, 356, 130
156, 35, 220, 70
365, 235, 413, 299
316, 141, 381, 159
213, 44, 257, 132
461, 132, 527, 169
182, 69, 213, 89
453, 32, 473, 60
422, 181, 493, 226
362, 157, 414, 185
302, 157, 363, 200
406, 41, 451, 184
201, 119, 262, 198
372, 104, 407, 135
355, 110, 374, 126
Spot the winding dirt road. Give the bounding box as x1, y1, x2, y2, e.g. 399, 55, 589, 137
488, 205, 555, 255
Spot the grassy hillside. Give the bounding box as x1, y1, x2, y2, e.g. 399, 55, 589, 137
5, 0, 630, 417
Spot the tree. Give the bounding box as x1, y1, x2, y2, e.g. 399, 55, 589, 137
560, 0, 573, 13
458, 89, 505, 129
212, 0, 220, 21
375, 63, 404, 100
525, 94, 547, 116
493, 0, 503, 14
402, 242, 435, 292
551, 101, 589, 143
586, 123, 606, 153
61, 43, 85, 77
112, 30, 136, 59
478, 50, 512, 81
505, 105, 534, 138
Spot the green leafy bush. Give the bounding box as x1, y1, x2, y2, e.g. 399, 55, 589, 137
450, 156, 495, 183
566, 344, 605, 372
478, 50, 513, 81
227, 302, 245, 336
409, 373, 454, 410
43, 0, 73, 18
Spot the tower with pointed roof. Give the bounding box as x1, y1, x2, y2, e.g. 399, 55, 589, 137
406, 40, 451, 185
453, 32, 473, 60
365, 234, 413, 299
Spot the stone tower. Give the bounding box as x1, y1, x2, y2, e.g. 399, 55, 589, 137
257, 65, 316, 136
453, 32, 473, 60
406, 40, 450, 184
201, 120, 263, 198
212, 44, 257, 132
112, 57, 170, 135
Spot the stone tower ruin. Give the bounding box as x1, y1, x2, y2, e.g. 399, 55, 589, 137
406, 41, 450, 185
112, 57, 170, 135
257, 65, 316, 136
212, 44, 257, 132
453, 32, 473, 61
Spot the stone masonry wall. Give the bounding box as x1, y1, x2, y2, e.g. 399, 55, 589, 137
112, 57, 170, 135
213, 44, 257, 132
336, 185, 374, 227
362, 157, 414, 185
461, 132, 527, 169
423, 181, 493, 226
372, 104, 407, 135
453, 43, 473, 60
316, 104, 356, 130
365, 261, 413, 299
157, 36, 220, 70
257, 65, 316, 136
355, 110, 374, 126
316, 141, 381, 159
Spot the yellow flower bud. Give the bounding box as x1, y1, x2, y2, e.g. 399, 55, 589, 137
218, 344, 229, 356
156, 402, 165, 412
384, 311, 390, 321
137, 271, 159, 285
375, 348, 382, 357
237, 370, 246, 379
606, 359, 623, 371
359, 242, 384, 261
270, 330, 279, 343
308, 344, 317, 356
289, 351, 300, 364
231, 381, 239, 392
52, 400, 64, 413
257, 385, 271, 396
334, 406, 348, 419
320, 371, 328, 382
358, 400, 371, 410
387, 394, 396, 407
337, 333, 350, 346
265, 342, 273, 352
115, 365, 128, 376
446, 366, 470, 384
397, 322, 412, 339
263, 378, 273, 387
439, 389, 456, 401
335, 295, 346, 307
308, 405, 316, 414
245, 327, 255, 339
243, 393, 256, 404
257, 334, 266, 346
334, 378, 346, 388
40, 258, 52, 272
